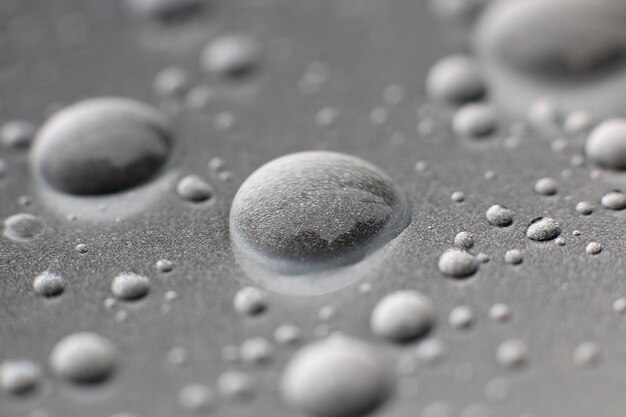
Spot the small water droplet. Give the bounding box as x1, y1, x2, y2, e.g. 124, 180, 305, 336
217, 371, 255, 402
601, 190, 626, 210
585, 241, 602, 255
1, 120, 36, 149
453, 103, 497, 139
33, 271, 65, 297
573, 342, 601, 367
111, 272, 151, 301
426, 55, 485, 105
489, 303, 511, 322
176, 175, 213, 202
454, 231, 474, 249
274, 324, 302, 346
496, 339, 528, 369
178, 383, 215, 413
576, 201, 594, 215
526, 217, 561, 241
240, 337, 273, 365
448, 305, 474, 329
534, 177, 558, 196
201, 34, 261, 78
0, 360, 41, 395
486, 204, 513, 227
438, 249, 479, 278
156, 258, 174, 273
451, 191, 465, 202
504, 249, 523, 265
370, 290, 434, 343
233, 286, 267, 316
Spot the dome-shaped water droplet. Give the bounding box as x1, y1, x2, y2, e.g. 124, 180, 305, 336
31, 97, 172, 196
586, 119, 626, 170
111, 272, 151, 301
452, 103, 497, 139
233, 286, 267, 316
0, 360, 41, 395
426, 55, 485, 105
438, 249, 479, 278
601, 190, 626, 210
201, 34, 261, 78
230, 151, 410, 274
526, 217, 561, 241
280, 336, 392, 417
33, 271, 65, 297
485, 205, 513, 227
370, 291, 434, 343
49, 332, 117, 384
176, 175, 213, 202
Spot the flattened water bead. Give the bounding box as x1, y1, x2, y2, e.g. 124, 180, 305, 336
586, 119, 626, 170
280, 337, 392, 417
49, 332, 117, 384
370, 291, 434, 343
230, 151, 410, 273
3, 213, 45, 240
31, 97, 172, 196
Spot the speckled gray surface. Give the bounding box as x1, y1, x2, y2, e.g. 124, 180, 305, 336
1, 1, 626, 416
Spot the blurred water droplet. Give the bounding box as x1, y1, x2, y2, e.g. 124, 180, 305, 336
426, 55, 485, 105
3, 213, 45, 240
0, 360, 41, 395
49, 332, 117, 384
201, 34, 261, 79
33, 271, 65, 297
233, 286, 267, 316
370, 290, 434, 343
111, 272, 151, 301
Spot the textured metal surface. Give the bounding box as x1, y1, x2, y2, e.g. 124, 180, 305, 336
1, 1, 626, 416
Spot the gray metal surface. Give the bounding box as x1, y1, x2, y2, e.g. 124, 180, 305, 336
1, 0, 625, 416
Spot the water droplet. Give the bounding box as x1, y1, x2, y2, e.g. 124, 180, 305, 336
370, 290, 434, 343
154, 66, 190, 99
49, 332, 117, 384
586, 119, 626, 170
438, 249, 479, 278
496, 339, 528, 369
452, 103, 497, 139
486, 204, 513, 227
601, 190, 626, 210
217, 371, 255, 402
0, 360, 41, 395
233, 286, 267, 316
475, 0, 626, 117
280, 337, 392, 417
75, 243, 88, 254
573, 342, 601, 367
201, 34, 261, 78
576, 201, 594, 215
156, 258, 174, 273
111, 272, 151, 301
534, 177, 558, 196
31, 97, 172, 195
274, 324, 302, 346
454, 231, 474, 249
585, 241, 603, 255
489, 303, 511, 322
33, 271, 65, 297
415, 339, 446, 364
451, 191, 465, 202
613, 297, 626, 314
176, 175, 213, 202
564, 110, 593, 134
240, 337, 273, 365
3, 213, 45, 240
230, 151, 410, 274
448, 305, 474, 329
526, 217, 561, 241
124, 0, 203, 20
504, 249, 523, 265
178, 383, 215, 413
476, 252, 489, 263
426, 55, 485, 105
1, 120, 36, 149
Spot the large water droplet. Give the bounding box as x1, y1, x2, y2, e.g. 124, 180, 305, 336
230, 151, 410, 274
280, 336, 392, 417
31, 97, 172, 196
